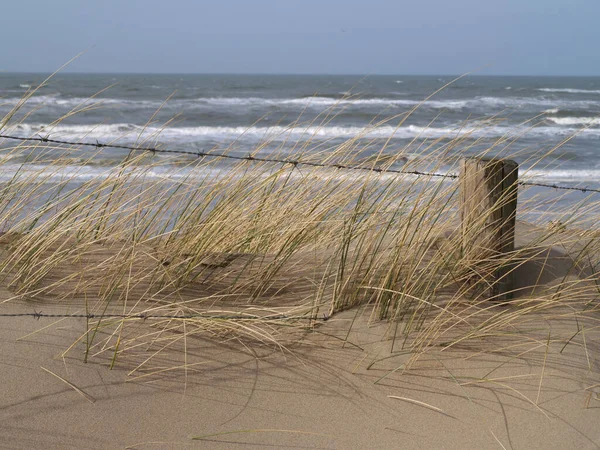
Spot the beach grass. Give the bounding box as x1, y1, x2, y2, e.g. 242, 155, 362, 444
0, 81, 598, 379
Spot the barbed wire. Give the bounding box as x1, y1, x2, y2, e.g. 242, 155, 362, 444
517, 181, 600, 194
0, 311, 330, 321
0, 133, 599, 194
0, 133, 457, 179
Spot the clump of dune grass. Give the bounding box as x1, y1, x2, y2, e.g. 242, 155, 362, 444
0, 77, 598, 379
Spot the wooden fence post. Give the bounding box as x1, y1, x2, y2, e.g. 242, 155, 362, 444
460, 157, 518, 300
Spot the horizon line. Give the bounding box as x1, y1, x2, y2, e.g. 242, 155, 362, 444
1, 71, 599, 78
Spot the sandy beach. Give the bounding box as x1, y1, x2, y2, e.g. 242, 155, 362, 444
1, 221, 599, 450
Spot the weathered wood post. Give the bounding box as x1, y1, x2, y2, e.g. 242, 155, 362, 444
460, 158, 518, 300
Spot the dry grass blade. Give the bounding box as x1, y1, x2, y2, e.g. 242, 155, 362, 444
536, 331, 551, 405
191, 428, 333, 440
489, 428, 508, 450
126, 361, 211, 382
387, 395, 446, 414
40, 366, 96, 404
124, 441, 191, 449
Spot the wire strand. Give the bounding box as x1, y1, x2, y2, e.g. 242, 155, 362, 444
0, 133, 457, 178
0, 311, 330, 321
1, 133, 598, 193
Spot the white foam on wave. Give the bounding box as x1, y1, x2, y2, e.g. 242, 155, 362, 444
546, 117, 600, 126
50, 97, 155, 107
543, 108, 560, 114
0, 164, 112, 181
6, 94, 60, 105
9, 121, 600, 145
5, 94, 520, 111
0, 162, 597, 191
478, 96, 600, 110
194, 96, 472, 110
9, 122, 522, 141
3, 93, 600, 114
538, 88, 600, 94
11, 123, 142, 140
276, 96, 600, 111
524, 169, 600, 183
1, 95, 157, 109
19, 84, 31, 89
0, 163, 225, 183
11, 122, 429, 141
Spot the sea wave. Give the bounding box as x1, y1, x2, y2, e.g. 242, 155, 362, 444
190, 96, 471, 109
524, 169, 600, 183
6, 121, 600, 145
0, 162, 597, 186
538, 88, 600, 94
2, 94, 60, 105
0, 163, 224, 182
9, 122, 465, 141
0, 95, 157, 108
472, 96, 600, 109
546, 117, 600, 126
4, 94, 600, 113
191, 96, 600, 111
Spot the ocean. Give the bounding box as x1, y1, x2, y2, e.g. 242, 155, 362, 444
1, 73, 599, 211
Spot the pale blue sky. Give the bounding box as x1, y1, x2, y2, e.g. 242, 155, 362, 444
2, 0, 599, 75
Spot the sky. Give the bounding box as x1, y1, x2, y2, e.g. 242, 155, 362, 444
2, 0, 599, 76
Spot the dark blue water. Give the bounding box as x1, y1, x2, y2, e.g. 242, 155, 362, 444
1, 73, 599, 188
